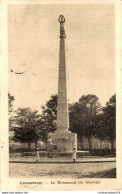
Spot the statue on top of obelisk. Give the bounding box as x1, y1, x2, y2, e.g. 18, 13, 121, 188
58, 15, 66, 39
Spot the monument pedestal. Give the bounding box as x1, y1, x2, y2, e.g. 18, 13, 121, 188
48, 130, 77, 153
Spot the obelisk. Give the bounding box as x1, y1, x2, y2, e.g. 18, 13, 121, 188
48, 15, 77, 155
57, 15, 69, 132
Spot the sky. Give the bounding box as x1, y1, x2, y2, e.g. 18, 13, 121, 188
8, 4, 115, 113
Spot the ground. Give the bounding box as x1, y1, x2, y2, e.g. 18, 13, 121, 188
9, 162, 116, 178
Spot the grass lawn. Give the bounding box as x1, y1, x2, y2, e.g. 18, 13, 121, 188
9, 162, 116, 178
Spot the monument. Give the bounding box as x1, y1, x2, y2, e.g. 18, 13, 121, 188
48, 15, 77, 155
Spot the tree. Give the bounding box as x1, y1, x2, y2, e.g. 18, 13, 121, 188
69, 102, 85, 149
69, 94, 102, 151
99, 94, 116, 152
8, 93, 15, 114
8, 93, 15, 140
12, 108, 42, 150
41, 94, 58, 137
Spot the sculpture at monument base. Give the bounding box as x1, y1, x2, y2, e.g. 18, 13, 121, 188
48, 131, 77, 153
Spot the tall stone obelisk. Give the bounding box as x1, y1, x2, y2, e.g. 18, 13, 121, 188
48, 15, 77, 154
57, 15, 69, 132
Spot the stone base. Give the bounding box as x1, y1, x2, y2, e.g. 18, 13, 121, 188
48, 130, 77, 153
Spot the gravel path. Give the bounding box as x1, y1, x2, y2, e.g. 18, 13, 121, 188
9, 162, 116, 178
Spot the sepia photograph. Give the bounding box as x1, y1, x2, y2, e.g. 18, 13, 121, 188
1, 0, 122, 191
8, 3, 116, 180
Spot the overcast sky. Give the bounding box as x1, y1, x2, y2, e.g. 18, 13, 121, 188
8, 4, 115, 112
